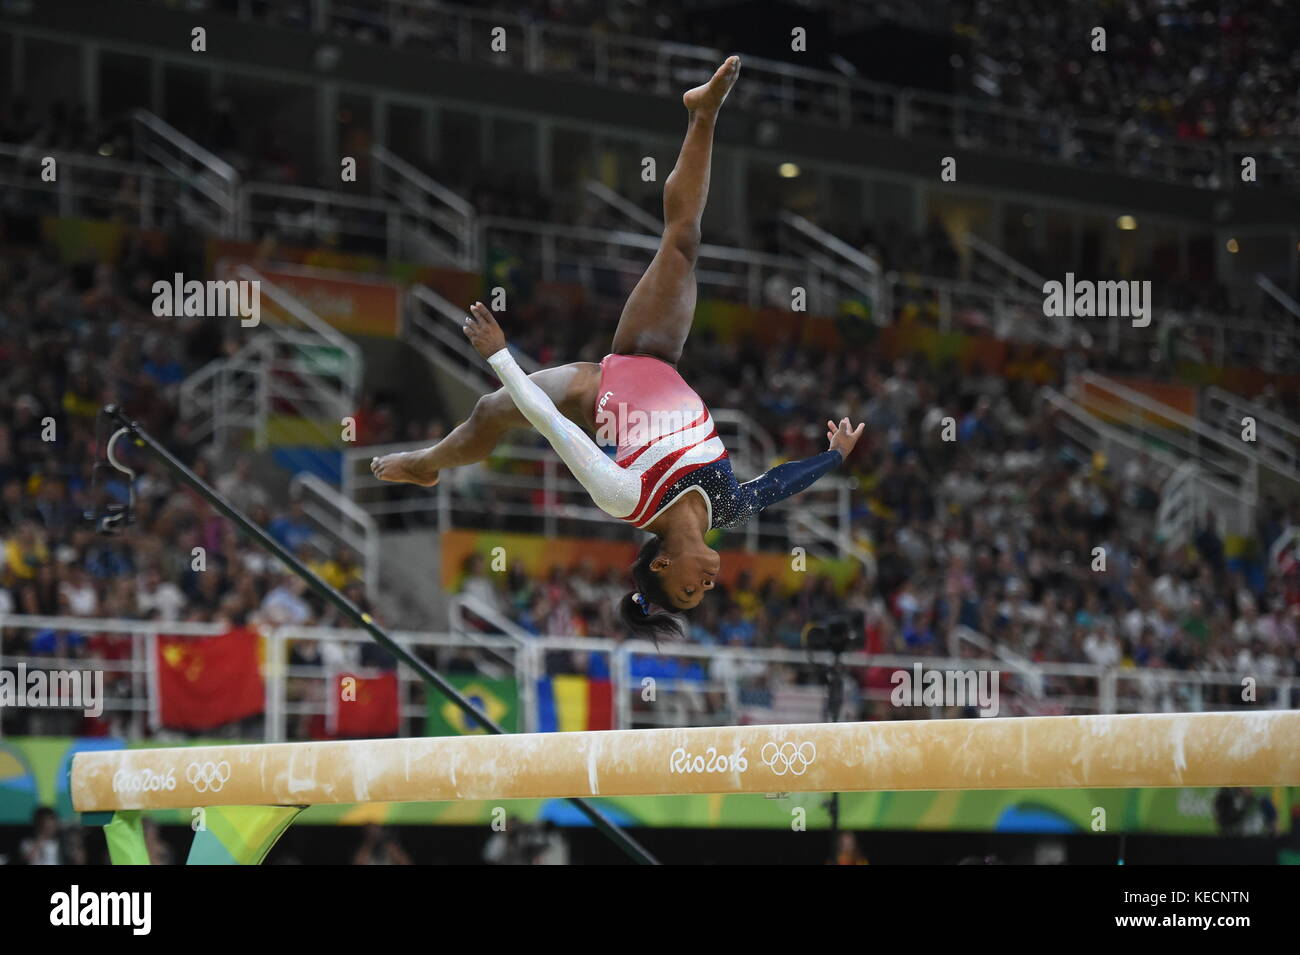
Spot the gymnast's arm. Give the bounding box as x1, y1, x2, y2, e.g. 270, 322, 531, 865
459, 302, 638, 517
485, 347, 641, 520
717, 450, 843, 528
716, 417, 864, 528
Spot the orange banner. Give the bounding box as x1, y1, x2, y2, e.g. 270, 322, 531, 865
214, 260, 402, 338
1077, 376, 1197, 427
440, 528, 861, 594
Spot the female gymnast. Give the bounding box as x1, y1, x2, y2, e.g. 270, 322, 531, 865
372, 56, 864, 640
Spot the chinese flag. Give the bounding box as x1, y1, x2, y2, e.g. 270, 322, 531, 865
156, 627, 264, 730
327, 671, 400, 738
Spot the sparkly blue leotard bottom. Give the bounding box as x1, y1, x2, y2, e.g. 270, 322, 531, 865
654, 449, 843, 530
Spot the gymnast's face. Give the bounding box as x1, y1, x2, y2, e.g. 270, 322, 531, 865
651, 542, 720, 610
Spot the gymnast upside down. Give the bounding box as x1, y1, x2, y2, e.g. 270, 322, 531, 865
372, 57, 864, 639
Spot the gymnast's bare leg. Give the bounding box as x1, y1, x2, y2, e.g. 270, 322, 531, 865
370, 56, 740, 488
608, 55, 739, 365
369, 363, 599, 487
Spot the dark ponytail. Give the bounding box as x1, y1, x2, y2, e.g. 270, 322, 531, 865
618, 537, 686, 645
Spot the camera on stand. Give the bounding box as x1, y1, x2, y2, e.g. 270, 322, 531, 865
800, 609, 864, 862
801, 611, 864, 655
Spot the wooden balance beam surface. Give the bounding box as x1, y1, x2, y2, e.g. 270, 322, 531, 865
71, 711, 1300, 812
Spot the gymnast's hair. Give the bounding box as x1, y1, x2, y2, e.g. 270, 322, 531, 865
619, 537, 686, 644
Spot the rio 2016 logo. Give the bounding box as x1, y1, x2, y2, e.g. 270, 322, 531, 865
668, 746, 748, 774
112, 768, 176, 794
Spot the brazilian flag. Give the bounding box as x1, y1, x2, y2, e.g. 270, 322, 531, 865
835, 296, 878, 346
426, 676, 518, 736
485, 245, 533, 306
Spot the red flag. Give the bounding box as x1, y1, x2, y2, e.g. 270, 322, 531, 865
156, 627, 264, 730
585, 677, 613, 731
327, 671, 400, 738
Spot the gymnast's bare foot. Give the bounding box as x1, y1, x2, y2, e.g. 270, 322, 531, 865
683, 55, 740, 116
370, 450, 439, 487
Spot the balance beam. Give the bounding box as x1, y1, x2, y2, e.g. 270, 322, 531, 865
71, 711, 1300, 812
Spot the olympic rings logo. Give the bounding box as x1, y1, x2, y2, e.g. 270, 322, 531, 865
760, 741, 816, 777
186, 760, 232, 793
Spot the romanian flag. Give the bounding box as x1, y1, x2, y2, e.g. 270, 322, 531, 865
535, 676, 613, 732
155, 627, 264, 731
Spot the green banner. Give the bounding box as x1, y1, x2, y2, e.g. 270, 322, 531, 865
297, 343, 348, 378
425, 677, 518, 736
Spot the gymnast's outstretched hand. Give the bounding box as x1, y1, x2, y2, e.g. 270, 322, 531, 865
463, 302, 508, 360
826, 417, 866, 457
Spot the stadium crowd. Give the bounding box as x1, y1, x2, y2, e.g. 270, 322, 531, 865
0, 239, 402, 738
139, 0, 1300, 150
2, 47, 1299, 737
458, 332, 1300, 699
2, 212, 1295, 740
952, 0, 1300, 143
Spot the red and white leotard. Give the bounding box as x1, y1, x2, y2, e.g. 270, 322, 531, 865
592, 354, 727, 527
486, 347, 841, 531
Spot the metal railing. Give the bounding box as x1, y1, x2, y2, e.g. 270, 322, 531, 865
131, 109, 239, 234
1041, 386, 1186, 545
789, 215, 1299, 369
0, 142, 182, 229
0, 616, 228, 740
145, 0, 1300, 191
1271, 526, 1300, 571
778, 211, 887, 324
1073, 372, 1259, 532
1041, 373, 1259, 539
964, 232, 1045, 296
2, 614, 1291, 742
1255, 273, 1300, 323
407, 283, 538, 393
1224, 140, 1300, 191
343, 429, 856, 563
10, 120, 1293, 370
889, 231, 1300, 367
238, 181, 404, 255
371, 144, 476, 269
890, 269, 1049, 339
178, 265, 363, 450
1155, 461, 1209, 550
480, 215, 847, 312
1202, 386, 1300, 484
582, 179, 664, 235
289, 472, 381, 596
